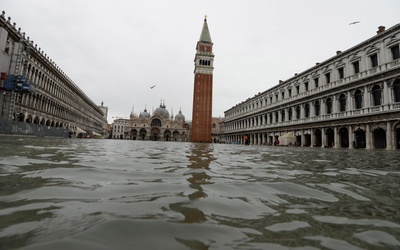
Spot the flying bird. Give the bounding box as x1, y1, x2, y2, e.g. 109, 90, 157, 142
150, 85, 156, 89
349, 21, 360, 25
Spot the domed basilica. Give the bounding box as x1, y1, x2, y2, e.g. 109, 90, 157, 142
112, 102, 189, 141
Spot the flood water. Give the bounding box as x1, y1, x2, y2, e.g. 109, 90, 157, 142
0, 135, 399, 250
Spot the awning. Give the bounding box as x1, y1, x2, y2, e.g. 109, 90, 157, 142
279, 131, 295, 138
92, 131, 101, 136
76, 127, 87, 134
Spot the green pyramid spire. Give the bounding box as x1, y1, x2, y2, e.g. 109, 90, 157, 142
199, 16, 212, 44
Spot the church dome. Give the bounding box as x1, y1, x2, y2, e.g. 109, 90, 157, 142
139, 108, 150, 119
153, 103, 170, 120
175, 110, 185, 122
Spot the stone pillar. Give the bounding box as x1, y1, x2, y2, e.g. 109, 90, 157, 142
365, 124, 371, 149
334, 127, 339, 148
386, 121, 393, 150
383, 80, 390, 110
364, 86, 370, 109
321, 128, 326, 148
301, 130, 305, 147
348, 126, 354, 149
321, 98, 326, 115
310, 130, 314, 147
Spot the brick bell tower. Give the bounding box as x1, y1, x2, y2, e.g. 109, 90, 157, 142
191, 16, 214, 143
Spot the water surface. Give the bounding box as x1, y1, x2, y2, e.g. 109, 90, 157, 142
0, 136, 399, 249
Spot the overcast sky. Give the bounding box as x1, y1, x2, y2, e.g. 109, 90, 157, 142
2, 0, 400, 123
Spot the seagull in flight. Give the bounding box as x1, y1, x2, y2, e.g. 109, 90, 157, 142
150, 85, 156, 89
349, 21, 360, 25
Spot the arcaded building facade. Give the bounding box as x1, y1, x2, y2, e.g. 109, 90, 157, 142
112, 103, 189, 141
223, 24, 400, 150
0, 11, 107, 137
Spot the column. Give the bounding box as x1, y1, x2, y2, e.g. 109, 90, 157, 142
334, 127, 339, 148
301, 130, 305, 147
365, 124, 371, 149
383, 80, 390, 110
386, 121, 393, 150
310, 130, 314, 147
364, 86, 370, 109
348, 126, 354, 149
347, 90, 352, 113
321, 128, 326, 148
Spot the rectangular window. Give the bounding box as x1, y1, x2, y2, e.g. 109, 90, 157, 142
304, 82, 309, 91
338, 67, 344, 79
288, 89, 292, 97
296, 85, 300, 94
314, 78, 319, 88
281, 92, 284, 99
391, 45, 400, 60
370, 54, 378, 68
275, 94, 278, 102
270, 96, 272, 104
325, 73, 331, 84
353, 61, 360, 74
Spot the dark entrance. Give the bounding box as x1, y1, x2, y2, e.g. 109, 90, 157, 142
339, 127, 349, 148
355, 128, 366, 149
374, 128, 386, 149
304, 134, 311, 146
314, 129, 322, 147
326, 128, 334, 147
397, 127, 400, 149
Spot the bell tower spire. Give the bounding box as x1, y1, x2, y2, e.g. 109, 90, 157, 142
191, 16, 214, 143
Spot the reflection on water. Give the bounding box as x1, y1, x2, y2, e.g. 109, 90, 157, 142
0, 135, 399, 249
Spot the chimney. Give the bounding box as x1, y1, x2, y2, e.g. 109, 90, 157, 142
377, 26, 385, 34
336, 51, 342, 55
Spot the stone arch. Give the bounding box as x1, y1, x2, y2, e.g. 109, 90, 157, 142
354, 125, 366, 149
338, 127, 349, 148
140, 128, 147, 140
33, 116, 40, 124
325, 127, 335, 147
172, 131, 180, 141
164, 129, 171, 141
25, 115, 33, 123
150, 127, 160, 141
371, 84, 382, 106
314, 128, 322, 147
371, 122, 387, 132
373, 127, 386, 149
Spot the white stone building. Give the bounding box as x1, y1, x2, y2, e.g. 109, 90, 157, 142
112, 102, 189, 141
223, 24, 400, 149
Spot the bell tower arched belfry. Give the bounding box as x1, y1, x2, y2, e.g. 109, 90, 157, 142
191, 16, 214, 143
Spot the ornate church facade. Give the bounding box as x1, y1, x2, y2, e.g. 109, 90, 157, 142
112, 102, 189, 141
223, 24, 400, 149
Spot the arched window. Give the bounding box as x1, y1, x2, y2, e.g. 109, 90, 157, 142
394, 80, 400, 102
275, 111, 279, 123
315, 101, 320, 116
296, 106, 301, 119
288, 108, 292, 121
151, 118, 162, 127
305, 103, 310, 118
281, 110, 285, 122
372, 85, 382, 106
355, 89, 363, 109
339, 94, 346, 112
326, 98, 333, 114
